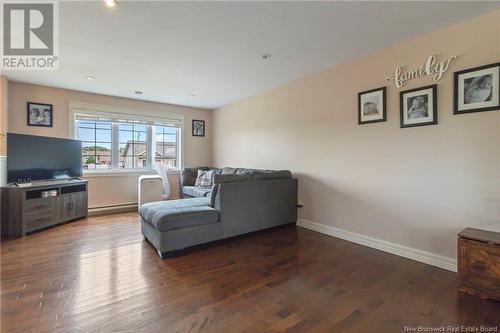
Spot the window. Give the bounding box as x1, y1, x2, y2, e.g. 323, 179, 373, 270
77, 120, 112, 170
73, 110, 182, 172
119, 123, 147, 169
155, 125, 179, 169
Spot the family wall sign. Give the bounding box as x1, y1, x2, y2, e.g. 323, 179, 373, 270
385, 54, 457, 88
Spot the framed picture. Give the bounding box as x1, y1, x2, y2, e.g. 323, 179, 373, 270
192, 119, 205, 137
27, 102, 53, 127
358, 87, 386, 125
454, 62, 500, 114
400, 84, 437, 128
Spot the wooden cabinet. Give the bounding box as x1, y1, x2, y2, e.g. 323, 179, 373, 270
1, 180, 88, 239
25, 197, 58, 233
458, 228, 500, 301
59, 192, 87, 222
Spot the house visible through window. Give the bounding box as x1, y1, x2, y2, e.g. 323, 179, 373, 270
119, 123, 147, 168
77, 119, 112, 170
155, 125, 178, 169
74, 112, 181, 171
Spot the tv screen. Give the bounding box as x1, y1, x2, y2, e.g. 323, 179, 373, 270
7, 133, 83, 183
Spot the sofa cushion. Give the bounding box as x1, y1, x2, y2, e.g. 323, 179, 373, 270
221, 167, 291, 179
236, 168, 258, 174
139, 197, 209, 221
208, 167, 223, 175
182, 186, 212, 198
222, 167, 257, 175
222, 167, 237, 174
182, 186, 196, 197
181, 167, 208, 186
214, 173, 252, 184
193, 187, 212, 197
139, 198, 219, 232
251, 170, 292, 180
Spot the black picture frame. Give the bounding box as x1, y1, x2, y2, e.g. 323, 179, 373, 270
192, 119, 205, 137
27, 102, 53, 127
453, 62, 500, 115
400, 84, 437, 128
358, 86, 387, 125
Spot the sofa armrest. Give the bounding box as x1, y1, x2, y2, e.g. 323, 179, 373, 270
180, 166, 209, 187
214, 178, 298, 238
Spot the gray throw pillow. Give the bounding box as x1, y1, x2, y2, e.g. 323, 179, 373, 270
195, 170, 214, 188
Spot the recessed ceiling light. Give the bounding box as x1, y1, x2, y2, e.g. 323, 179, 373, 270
134, 91, 143, 95
85, 76, 94, 81
104, 0, 118, 8
261, 53, 272, 60
189, 94, 196, 98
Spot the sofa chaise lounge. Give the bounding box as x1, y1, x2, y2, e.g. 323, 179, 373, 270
139, 167, 298, 258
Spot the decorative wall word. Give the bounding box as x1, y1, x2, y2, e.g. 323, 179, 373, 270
385, 55, 457, 88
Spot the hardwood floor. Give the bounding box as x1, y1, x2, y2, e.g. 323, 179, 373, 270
1, 213, 499, 333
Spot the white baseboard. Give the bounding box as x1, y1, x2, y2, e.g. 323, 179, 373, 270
87, 198, 180, 217
297, 219, 457, 272
88, 203, 138, 216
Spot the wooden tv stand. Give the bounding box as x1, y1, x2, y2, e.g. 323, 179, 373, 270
1, 179, 88, 239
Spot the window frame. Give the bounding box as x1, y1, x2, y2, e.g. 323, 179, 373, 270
77, 119, 113, 170
154, 124, 180, 170
69, 102, 184, 176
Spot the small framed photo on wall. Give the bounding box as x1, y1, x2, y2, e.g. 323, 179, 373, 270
358, 87, 386, 125
192, 119, 205, 137
400, 84, 437, 128
27, 102, 53, 127
454, 62, 500, 114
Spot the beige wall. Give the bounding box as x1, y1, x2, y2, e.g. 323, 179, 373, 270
212, 10, 500, 259
8, 82, 211, 208
0, 75, 8, 156
0, 75, 8, 186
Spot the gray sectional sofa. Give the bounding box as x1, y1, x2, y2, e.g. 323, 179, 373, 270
139, 167, 298, 258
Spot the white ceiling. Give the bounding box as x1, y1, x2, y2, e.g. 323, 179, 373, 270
3, 1, 499, 109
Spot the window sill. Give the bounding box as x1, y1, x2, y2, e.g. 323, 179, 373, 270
82, 168, 181, 178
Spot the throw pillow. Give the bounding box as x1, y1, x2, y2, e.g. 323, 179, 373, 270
195, 170, 214, 188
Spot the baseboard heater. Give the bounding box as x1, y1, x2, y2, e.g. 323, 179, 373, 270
88, 203, 138, 216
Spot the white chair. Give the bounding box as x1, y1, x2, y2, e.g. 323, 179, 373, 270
138, 162, 171, 207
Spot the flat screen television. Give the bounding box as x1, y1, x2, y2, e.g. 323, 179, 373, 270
7, 133, 83, 183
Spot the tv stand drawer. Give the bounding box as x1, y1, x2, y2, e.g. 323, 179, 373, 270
25, 215, 55, 233
24, 197, 57, 213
